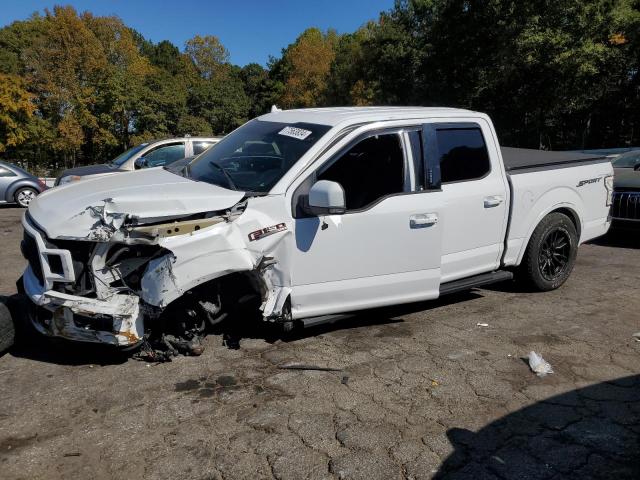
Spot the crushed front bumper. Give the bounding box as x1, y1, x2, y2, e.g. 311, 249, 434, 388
22, 266, 144, 347
21, 213, 145, 347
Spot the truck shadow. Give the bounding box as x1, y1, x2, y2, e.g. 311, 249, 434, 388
6, 291, 483, 364
9, 339, 130, 366
433, 375, 640, 479
589, 229, 640, 250
216, 291, 483, 349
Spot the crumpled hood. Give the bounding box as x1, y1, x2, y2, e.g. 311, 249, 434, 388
29, 167, 245, 239
614, 168, 640, 190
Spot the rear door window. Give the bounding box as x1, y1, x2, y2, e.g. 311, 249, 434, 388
143, 143, 186, 167
435, 127, 490, 183
193, 141, 215, 155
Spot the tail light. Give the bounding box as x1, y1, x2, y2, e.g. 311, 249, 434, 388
604, 175, 614, 206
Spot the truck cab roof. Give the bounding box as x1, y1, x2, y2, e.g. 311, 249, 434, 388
258, 106, 478, 128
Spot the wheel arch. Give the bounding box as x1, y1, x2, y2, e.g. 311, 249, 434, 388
550, 206, 581, 239
6, 179, 39, 203
515, 202, 583, 266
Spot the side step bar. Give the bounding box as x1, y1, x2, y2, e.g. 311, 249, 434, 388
439, 270, 513, 296
297, 270, 514, 330
301, 313, 353, 328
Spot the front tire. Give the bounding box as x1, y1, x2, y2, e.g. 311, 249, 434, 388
14, 187, 38, 207
519, 212, 578, 291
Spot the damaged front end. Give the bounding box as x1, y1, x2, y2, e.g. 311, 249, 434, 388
20, 193, 292, 355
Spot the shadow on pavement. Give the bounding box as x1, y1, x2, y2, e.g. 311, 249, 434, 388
434, 375, 640, 479
5, 290, 484, 364
589, 229, 640, 250
217, 290, 484, 349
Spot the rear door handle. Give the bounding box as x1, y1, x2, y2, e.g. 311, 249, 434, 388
484, 195, 504, 208
410, 213, 438, 229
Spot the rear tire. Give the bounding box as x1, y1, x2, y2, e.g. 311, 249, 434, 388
519, 212, 578, 291
14, 187, 38, 207
0, 301, 16, 355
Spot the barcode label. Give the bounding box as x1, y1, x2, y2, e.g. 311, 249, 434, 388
278, 126, 312, 140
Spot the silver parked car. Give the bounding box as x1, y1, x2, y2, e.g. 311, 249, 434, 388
0, 161, 47, 207
56, 136, 222, 185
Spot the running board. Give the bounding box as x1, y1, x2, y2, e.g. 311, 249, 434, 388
301, 313, 353, 329
298, 270, 513, 329
439, 270, 513, 296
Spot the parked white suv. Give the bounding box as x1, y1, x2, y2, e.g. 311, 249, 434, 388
20, 107, 613, 351
55, 136, 221, 185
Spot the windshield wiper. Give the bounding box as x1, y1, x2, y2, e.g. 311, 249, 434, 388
209, 161, 237, 190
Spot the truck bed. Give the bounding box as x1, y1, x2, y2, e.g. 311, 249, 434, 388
501, 147, 609, 173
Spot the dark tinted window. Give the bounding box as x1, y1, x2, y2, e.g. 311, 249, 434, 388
193, 141, 214, 155
436, 127, 490, 183
0, 166, 16, 177
144, 143, 185, 167
319, 133, 405, 211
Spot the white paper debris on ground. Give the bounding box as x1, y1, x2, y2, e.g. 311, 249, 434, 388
528, 351, 554, 377
476, 322, 489, 327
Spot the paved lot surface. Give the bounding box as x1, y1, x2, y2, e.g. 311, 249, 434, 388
0, 204, 639, 479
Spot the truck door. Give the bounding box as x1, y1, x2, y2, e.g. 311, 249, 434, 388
289, 128, 444, 319
423, 122, 509, 283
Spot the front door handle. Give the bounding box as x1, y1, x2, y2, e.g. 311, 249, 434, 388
410, 213, 438, 229
484, 195, 504, 208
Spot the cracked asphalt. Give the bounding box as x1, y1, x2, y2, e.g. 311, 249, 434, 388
0, 204, 639, 479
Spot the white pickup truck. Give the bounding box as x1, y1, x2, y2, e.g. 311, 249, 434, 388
18, 107, 613, 352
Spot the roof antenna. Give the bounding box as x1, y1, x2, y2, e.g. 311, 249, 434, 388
271, 105, 281, 113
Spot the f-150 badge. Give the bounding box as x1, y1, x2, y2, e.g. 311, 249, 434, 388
248, 223, 287, 241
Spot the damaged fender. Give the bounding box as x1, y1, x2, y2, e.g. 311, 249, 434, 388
139, 197, 294, 320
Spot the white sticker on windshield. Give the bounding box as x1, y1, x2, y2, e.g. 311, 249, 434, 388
278, 126, 312, 140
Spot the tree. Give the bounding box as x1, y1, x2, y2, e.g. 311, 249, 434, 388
185, 35, 230, 80
0, 73, 35, 152
83, 13, 154, 152
240, 63, 271, 116
326, 27, 378, 106
176, 114, 213, 136
277, 28, 338, 108
189, 72, 250, 134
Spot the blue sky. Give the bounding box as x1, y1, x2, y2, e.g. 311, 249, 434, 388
0, 0, 394, 66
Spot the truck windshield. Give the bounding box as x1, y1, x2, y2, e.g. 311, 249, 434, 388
111, 144, 147, 167
185, 119, 331, 193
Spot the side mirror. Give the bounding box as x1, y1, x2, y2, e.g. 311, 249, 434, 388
307, 180, 346, 215
134, 157, 147, 169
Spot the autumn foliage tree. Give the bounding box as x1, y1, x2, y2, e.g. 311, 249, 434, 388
0, 74, 35, 152
0, 1, 639, 173
276, 28, 338, 108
